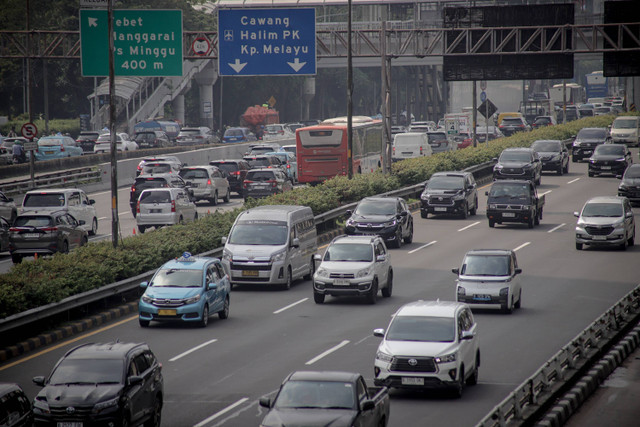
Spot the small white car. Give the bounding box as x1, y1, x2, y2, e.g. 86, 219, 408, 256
93, 133, 138, 153
135, 187, 198, 233
178, 165, 231, 205
312, 235, 393, 304
453, 249, 522, 313
373, 300, 480, 397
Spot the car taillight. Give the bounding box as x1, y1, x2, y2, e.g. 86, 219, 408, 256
286, 164, 290, 169
207, 179, 212, 185
232, 171, 241, 176
40, 227, 58, 232
392, 146, 395, 155
131, 186, 136, 193
9, 227, 20, 232
60, 145, 65, 152
268, 180, 277, 187
171, 200, 176, 212
136, 201, 140, 214
519, 124, 525, 128
196, 136, 203, 139
243, 180, 252, 188
419, 146, 423, 155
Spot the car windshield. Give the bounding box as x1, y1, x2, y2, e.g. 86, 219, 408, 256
613, 119, 637, 129
461, 255, 510, 276
135, 179, 169, 190
266, 125, 282, 133
180, 130, 200, 136
489, 183, 530, 198
577, 129, 607, 139
502, 118, 524, 125
386, 316, 454, 342
275, 380, 355, 410
14, 215, 54, 227
139, 191, 171, 204
246, 171, 276, 181
355, 200, 396, 216
212, 163, 238, 174
179, 169, 209, 180
228, 222, 288, 245
594, 145, 624, 156
48, 359, 123, 385
581, 202, 623, 217
427, 176, 464, 190
246, 158, 271, 168
142, 165, 172, 174
532, 141, 562, 152
23, 193, 65, 207
500, 151, 531, 162
225, 129, 243, 137
427, 133, 446, 142
324, 243, 373, 262
135, 133, 156, 141
77, 134, 99, 141
150, 268, 203, 287
38, 138, 65, 146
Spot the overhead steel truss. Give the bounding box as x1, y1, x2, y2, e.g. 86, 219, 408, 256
1, 22, 639, 60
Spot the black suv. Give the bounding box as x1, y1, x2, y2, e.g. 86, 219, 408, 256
572, 127, 611, 162
76, 131, 106, 153
493, 147, 542, 185
209, 159, 251, 195
420, 171, 478, 219
531, 139, 570, 175
134, 131, 171, 149
0, 383, 32, 426
32, 342, 163, 427
129, 174, 191, 216
345, 197, 413, 248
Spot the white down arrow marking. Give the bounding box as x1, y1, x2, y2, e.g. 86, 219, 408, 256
229, 59, 247, 73
287, 58, 306, 72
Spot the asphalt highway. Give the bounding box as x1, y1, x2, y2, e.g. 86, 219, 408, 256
0, 157, 638, 427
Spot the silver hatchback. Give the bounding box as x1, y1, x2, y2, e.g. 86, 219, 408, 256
179, 166, 231, 205
136, 188, 198, 234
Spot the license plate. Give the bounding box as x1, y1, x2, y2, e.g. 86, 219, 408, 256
434, 207, 447, 212
45, 151, 54, 155
24, 233, 40, 238
502, 212, 516, 218
57, 423, 83, 427
190, 183, 199, 187
334, 279, 350, 286
592, 235, 607, 241
401, 377, 424, 385
474, 294, 492, 301
600, 166, 611, 170
158, 309, 176, 316
150, 209, 162, 213
242, 270, 259, 277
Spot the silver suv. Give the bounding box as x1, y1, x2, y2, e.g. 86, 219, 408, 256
373, 300, 480, 397
312, 235, 393, 304
135, 188, 198, 233
179, 165, 231, 205
574, 196, 635, 250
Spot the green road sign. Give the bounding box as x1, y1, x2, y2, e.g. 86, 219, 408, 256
80, 9, 182, 77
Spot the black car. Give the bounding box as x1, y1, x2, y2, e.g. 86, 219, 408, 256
0, 383, 32, 427
75, 131, 105, 153
531, 139, 570, 175
345, 197, 413, 248
243, 168, 293, 201
588, 144, 633, 177
129, 174, 191, 216
209, 159, 251, 195
134, 131, 171, 149
420, 171, 478, 219
32, 342, 163, 427
493, 147, 542, 185
243, 154, 284, 170
618, 164, 640, 205
572, 127, 611, 162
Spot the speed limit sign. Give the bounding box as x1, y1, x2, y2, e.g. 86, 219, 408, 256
21, 122, 38, 139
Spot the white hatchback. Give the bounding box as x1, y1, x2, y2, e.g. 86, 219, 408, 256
135, 188, 198, 233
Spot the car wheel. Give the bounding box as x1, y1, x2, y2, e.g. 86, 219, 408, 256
588, 171, 594, 177
212, 191, 218, 205
367, 279, 378, 304
403, 222, 413, 244
61, 240, 69, 254
144, 397, 162, 427
303, 258, 315, 280
621, 232, 628, 251
194, 212, 198, 221
629, 231, 635, 247
564, 162, 569, 174
466, 353, 480, 386
314, 292, 325, 304
535, 174, 541, 186
528, 214, 535, 229
179, 215, 184, 225
502, 296, 514, 314
218, 295, 230, 319
534, 209, 541, 226
470, 197, 478, 216
223, 189, 230, 203
199, 304, 209, 328
453, 366, 464, 398
488, 219, 495, 228
138, 225, 147, 234
420, 211, 428, 219
576, 242, 583, 250
81, 236, 88, 246
139, 319, 150, 328
381, 270, 393, 298
89, 217, 98, 236
11, 254, 22, 264
393, 229, 402, 249
572, 156, 578, 163
281, 267, 292, 290
557, 165, 563, 176
514, 290, 522, 309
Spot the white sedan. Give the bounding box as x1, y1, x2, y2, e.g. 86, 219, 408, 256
93, 133, 138, 153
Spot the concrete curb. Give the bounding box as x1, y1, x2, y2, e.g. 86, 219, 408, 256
535, 325, 640, 426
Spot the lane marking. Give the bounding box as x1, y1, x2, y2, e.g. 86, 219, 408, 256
548, 223, 566, 233
0, 315, 138, 371
169, 339, 218, 362
305, 340, 350, 365
513, 242, 531, 252
458, 221, 480, 232
567, 178, 580, 184
539, 190, 552, 197
98, 216, 108, 220
408, 240, 437, 254
273, 298, 308, 314
193, 397, 250, 427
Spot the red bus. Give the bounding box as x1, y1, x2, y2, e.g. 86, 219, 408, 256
296, 116, 384, 184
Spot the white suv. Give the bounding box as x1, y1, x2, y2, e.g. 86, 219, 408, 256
313, 235, 393, 304
135, 188, 198, 233
373, 300, 480, 398
575, 196, 635, 250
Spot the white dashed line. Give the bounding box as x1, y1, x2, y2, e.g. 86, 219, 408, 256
539, 190, 552, 197
273, 298, 308, 314
458, 221, 480, 232
169, 339, 218, 362
548, 223, 566, 233
408, 240, 437, 254
305, 340, 350, 365
513, 242, 531, 252
193, 397, 250, 427
567, 178, 581, 184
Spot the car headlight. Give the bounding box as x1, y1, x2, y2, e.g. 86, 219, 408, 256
383, 219, 397, 228
316, 267, 329, 278
435, 352, 457, 363
457, 286, 466, 296
589, 159, 596, 163
184, 294, 201, 305
33, 399, 50, 414
494, 164, 503, 170
420, 193, 429, 200
615, 158, 626, 162
573, 140, 581, 147
551, 154, 561, 160
619, 184, 628, 191
522, 163, 533, 169
271, 250, 286, 263
376, 350, 393, 363
345, 218, 355, 227
452, 191, 465, 200
222, 249, 232, 262
93, 397, 119, 413
488, 203, 497, 209
141, 295, 153, 304
356, 267, 373, 278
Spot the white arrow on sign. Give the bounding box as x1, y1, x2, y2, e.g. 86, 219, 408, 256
229, 59, 247, 73
88, 17, 98, 28
287, 58, 306, 72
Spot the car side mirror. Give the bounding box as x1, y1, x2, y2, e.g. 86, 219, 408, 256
32, 376, 45, 387
514, 268, 522, 275
492, 157, 498, 162
461, 330, 475, 341
89, 199, 96, 205
140, 281, 149, 288
221, 236, 227, 245
291, 237, 300, 248
398, 211, 408, 217
345, 209, 352, 216
259, 397, 271, 408
485, 191, 489, 196
314, 254, 322, 262
7, 197, 14, 202
208, 282, 218, 290
186, 181, 193, 187
362, 400, 375, 411
376, 255, 386, 262
127, 376, 143, 387
452, 268, 460, 275
626, 211, 634, 218
78, 220, 86, 226
573, 211, 579, 218
616, 174, 623, 179
373, 328, 385, 337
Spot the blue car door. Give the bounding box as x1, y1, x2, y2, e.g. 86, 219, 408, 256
205, 263, 222, 311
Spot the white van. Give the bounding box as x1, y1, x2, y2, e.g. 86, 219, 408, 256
221, 205, 317, 290
21, 189, 98, 235
392, 132, 433, 161
610, 116, 640, 147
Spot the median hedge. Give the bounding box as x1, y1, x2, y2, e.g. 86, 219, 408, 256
0, 114, 620, 318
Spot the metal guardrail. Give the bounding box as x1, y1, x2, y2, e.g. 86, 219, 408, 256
476, 284, 640, 427
0, 167, 100, 197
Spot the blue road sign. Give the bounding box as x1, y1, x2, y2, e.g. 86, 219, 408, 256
480, 91, 487, 103
218, 8, 316, 76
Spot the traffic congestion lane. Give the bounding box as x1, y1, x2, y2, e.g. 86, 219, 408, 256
1, 159, 638, 427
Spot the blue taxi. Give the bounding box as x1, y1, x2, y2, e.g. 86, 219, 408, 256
138, 252, 231, 327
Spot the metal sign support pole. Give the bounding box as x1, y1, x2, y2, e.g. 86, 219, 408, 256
347, 0, 353, 179
108, 0, 118, 248
472, 81, 477, 148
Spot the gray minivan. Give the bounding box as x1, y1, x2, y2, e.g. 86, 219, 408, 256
221, 205, 317, 289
